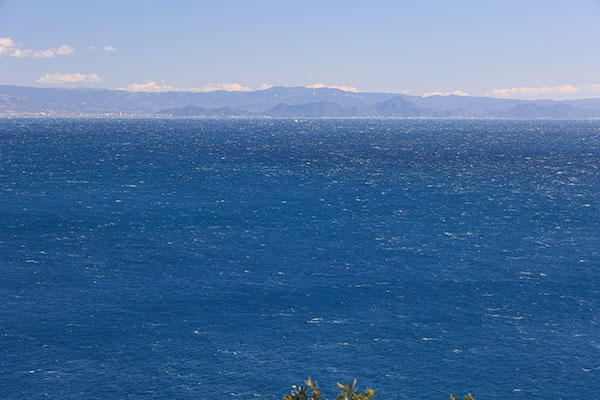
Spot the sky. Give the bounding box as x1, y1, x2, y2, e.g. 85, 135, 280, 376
1, 0, 600, 99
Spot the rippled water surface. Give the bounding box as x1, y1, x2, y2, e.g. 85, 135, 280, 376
1, 119, 599, 399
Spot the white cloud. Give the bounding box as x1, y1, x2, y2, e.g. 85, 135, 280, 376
56, 45, 74, 56
333, 85, 358, 92
485, 83, 600, 99
104, 45, 117, 52
119, 80, 175, 92
0, 38, 16, 47
587, 83, 600, 91
486, 83, 600, 99
196, 83, 251, 92
0, 37, 16, 56
423, 90, 469, 97
260, 84, 274, 90
0, 38, 74, 58
119, 80, 252, 93
36, 73, 102, 84
487, 84, 581, 97
307, 83, 358, 92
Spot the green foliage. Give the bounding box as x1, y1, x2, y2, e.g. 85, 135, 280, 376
451, 394, 475, 400
335, 379, 377, 400
283, 378, 475, 400
283, 378, 376, 400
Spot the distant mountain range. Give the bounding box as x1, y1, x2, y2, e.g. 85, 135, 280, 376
1, 85, 600, 118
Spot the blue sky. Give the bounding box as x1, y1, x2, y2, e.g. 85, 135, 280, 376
1, 0, 599, 99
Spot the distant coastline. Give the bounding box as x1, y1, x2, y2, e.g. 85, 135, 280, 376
3, 115, 600, 121
2, 85, 600, 119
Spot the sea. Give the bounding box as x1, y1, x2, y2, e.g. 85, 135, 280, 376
1, 118, 598, 399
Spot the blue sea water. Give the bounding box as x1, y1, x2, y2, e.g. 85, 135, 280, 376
0, 118, 599, 399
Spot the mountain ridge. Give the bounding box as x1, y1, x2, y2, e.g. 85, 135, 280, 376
2, 85, 600, 118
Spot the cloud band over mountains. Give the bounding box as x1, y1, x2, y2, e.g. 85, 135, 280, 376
119, 81, 253, 93
119, 81, 359, 93
488, 83, 600, 98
